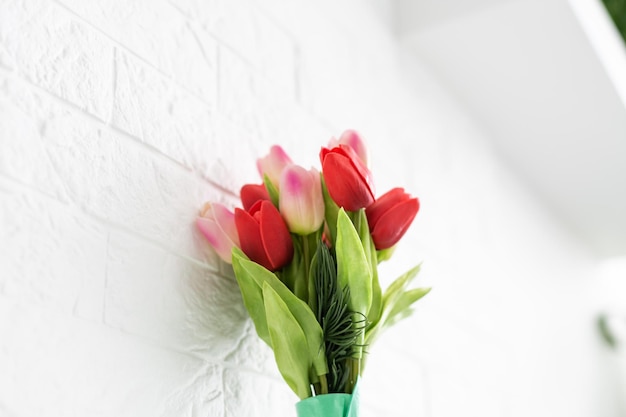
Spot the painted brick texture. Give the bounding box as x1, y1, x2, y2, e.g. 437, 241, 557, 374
0, 0, 605, 416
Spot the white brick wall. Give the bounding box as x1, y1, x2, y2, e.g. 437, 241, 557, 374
0, 0, 609, 416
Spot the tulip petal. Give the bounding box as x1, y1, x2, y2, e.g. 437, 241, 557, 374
366, 188, 409, 230
370, 198, 419, 250
211, 203, 240, 246
257, 145, 293, 188
337, 145, 375, 195
235, 208, 272, 269
196, 217, 235, 262
259, 201, 294, 270
279, 166, 325, 234
322, 153, 375, 211
241, 183, 270, 211
338, 130, 368, 166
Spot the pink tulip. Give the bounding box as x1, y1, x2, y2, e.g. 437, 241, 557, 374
196, 203, 241, 263
256, 145, 293, 189
279, 165, 325, 235
328, 129, 369, 166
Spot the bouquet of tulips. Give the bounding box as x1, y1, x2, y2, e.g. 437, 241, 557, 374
197, 130, 429, 417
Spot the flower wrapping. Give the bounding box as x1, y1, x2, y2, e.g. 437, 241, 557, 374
296, 380, 359, 417
198, 130, 429, 414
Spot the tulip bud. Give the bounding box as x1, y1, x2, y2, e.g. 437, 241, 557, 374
320, 145, 375, 211
279, 165, 325, 235
240, 183, 271, 211
196, 203, 241, 263
256, 145, 293, 189
366, 188, 419, 250
235, 200, 294, 271
328, 130, 368, 166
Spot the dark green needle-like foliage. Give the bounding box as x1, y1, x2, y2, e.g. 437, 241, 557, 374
312, 241, 366, 393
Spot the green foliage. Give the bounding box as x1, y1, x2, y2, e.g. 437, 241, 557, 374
232, 185, 431, 399
263, 173, 280, 207
353, 209, 382, 330
311, 241, 365, 393
232, 248, 327, 379
335, 209, 372, 317
263, 283, 312, 399
603, 0, 626, 44
232, 248, 271, 346
321, 177, 340, 244
365, 264, 430, 345
384, 288, 431, 328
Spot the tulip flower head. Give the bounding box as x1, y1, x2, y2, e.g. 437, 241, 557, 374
320, 145, 375, 211
366, 188, 420, 250
196, 203, 241, 263
235, 200, 294, 271
328, 129, 369, 166
256, 145, 293, 189
279, 165, 325, 235
240, 183, 271, 211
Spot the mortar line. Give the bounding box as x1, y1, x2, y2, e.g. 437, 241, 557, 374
0, 66, 240, 202
35, 0, 344, 151
51, 0, 214, 109
0, 171, 226, 276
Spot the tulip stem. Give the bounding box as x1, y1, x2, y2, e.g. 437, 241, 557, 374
302, 234, 311, 285
319, 373, 329, 395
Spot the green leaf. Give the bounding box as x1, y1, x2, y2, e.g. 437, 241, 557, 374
321, 177, 340, 246
231, 247, 271, 346
376, 246, 396, 263
354, 209, 382, 328
384, 287, 431, 328
382, 264, 422, 307
263, 283, 312, 399
263, 174, 280, 207
307, 250, 319, 315
335, 209, 372, 317
365, 264, 424, 345
231, 248, 327, 377
281, 237, 308, 301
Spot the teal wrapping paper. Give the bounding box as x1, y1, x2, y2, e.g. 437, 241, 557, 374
295, 382, 360, 417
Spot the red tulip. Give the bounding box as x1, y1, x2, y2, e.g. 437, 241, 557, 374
319, 145, 375, 211
366, 188, 419, 250
240, 183, 270, 211
235, 200, 294, 271
196, 203, 240, 263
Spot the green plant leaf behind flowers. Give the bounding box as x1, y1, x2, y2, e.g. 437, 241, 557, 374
382, 264, 422, 308
281, 236, 308, 301
263, 173, 280, 207
263, 282, 312, 399
366, 264, 427, 344
231, 247, 328, 378
384, 287, 431, 328
353, 209, 382, 330
321, 176, 340, 246
376, 246, 395, 263
335, 208, 372, 318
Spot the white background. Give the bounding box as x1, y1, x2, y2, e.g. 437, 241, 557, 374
0, 0, 621, 416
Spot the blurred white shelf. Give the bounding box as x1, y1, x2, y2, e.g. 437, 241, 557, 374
397, 0, 626, 257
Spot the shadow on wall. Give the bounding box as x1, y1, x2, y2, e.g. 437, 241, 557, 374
181, 248, 249, 359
